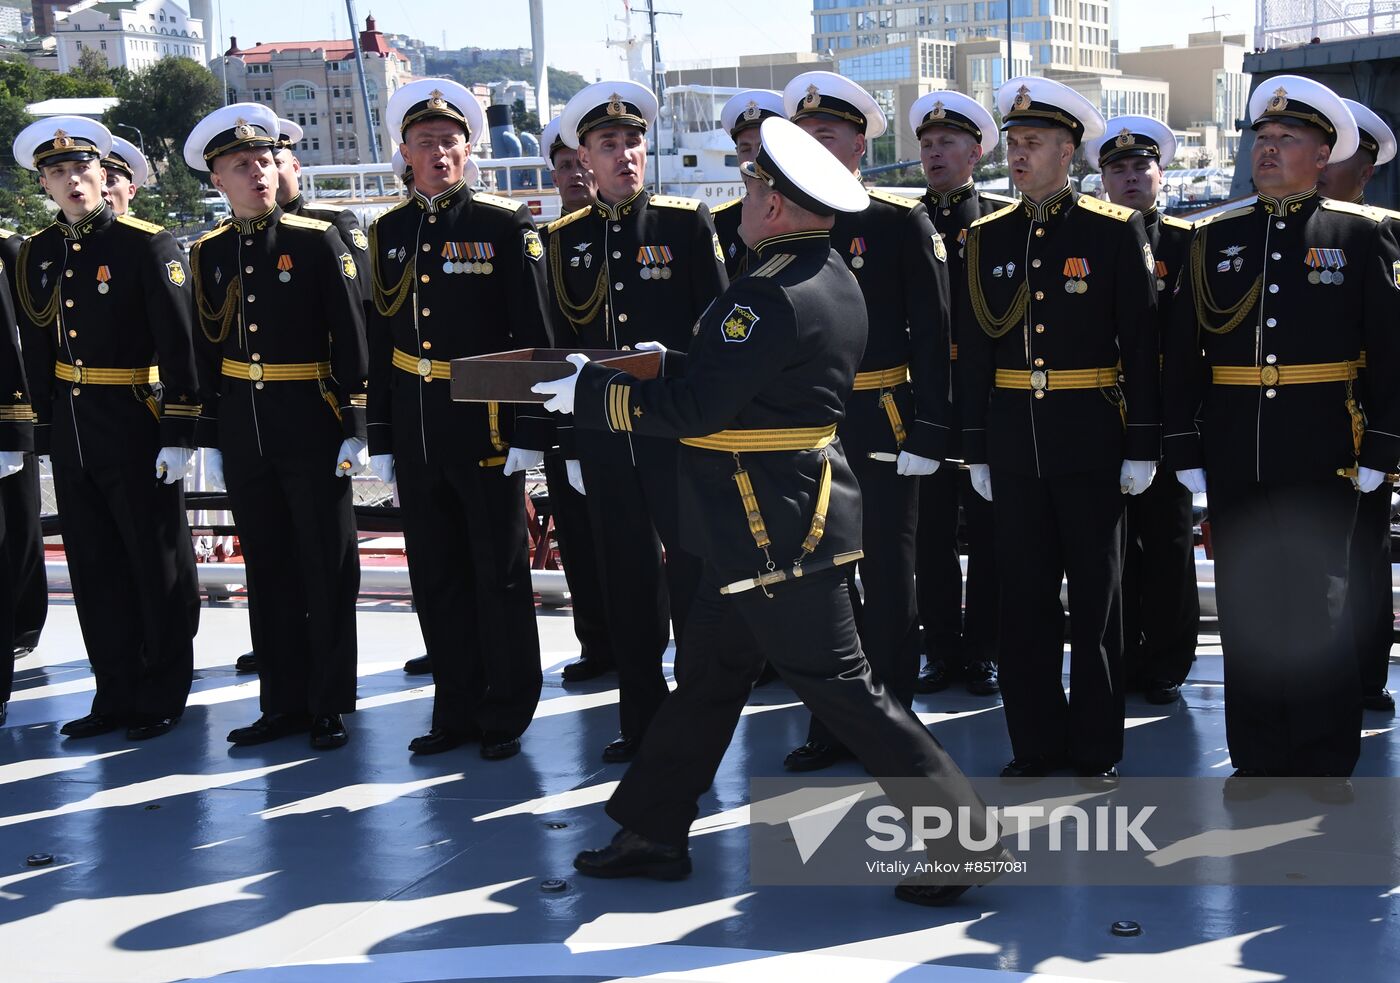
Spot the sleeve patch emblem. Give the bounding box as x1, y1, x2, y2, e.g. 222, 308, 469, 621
350, 228, 369, 251
340, 253, 358, 279
1142, 243, 1155, 272
166, 260, 186, 287
721, 304, 759, 343
932, 233, 947, 262
712, 232, 724, 263
524, 229, 544, 261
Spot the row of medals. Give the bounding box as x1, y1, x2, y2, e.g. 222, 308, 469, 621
1064, 277, 1088, 294
640, 263, 672, 280
1308, 268, 1344, 285
446, 259, 493, 275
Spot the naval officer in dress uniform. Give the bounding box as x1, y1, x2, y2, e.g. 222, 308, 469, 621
0, 217, 35, 727
13, 115, 202, 741
367, 79, 550, 761
711, 89, 785, 280
779, 70, 953, 772
1317, 99, 1399, 715
960, 77, 1160, 780
100, 136, 147, 218
544, 80, 728, 762
535, 116, 1010, 906
538, 114, 616, 685
1166, 76, 1400, 786
1089, 115, 1200, 706
905, 90, 1009, 699
184, 103, 368, 750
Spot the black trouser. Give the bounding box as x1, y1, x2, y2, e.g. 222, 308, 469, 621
0, 470, 19, 702
5, 454, 46, 650
395, 449, 541, 739
1121, 470, 1199, 688
607, 567, 997, 863
225, 447, 359, 717
1209, 477, 1361, 776
916, 465, 998, 668
809, 457, 919, 747
1348, 485, 1393, 695
577, 430, 701, 741
51, 458, 197, 719
543, 450, 613, 664
994, 467, 1125, 771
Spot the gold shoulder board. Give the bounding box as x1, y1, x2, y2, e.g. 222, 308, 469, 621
1321, 198, 1385, 222
1075, 196, 1136, 222
867, 188, 918, 209
472, 192, 521, 211
281, 213, 333, 232
648, 194, 702, 211
1161, 214, 1194, 230
710, 196, 742, 214
546, 206, 591, 234
970, 200, 1020, 229
116, 214, 165, 235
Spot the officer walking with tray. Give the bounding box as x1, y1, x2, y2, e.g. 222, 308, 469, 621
779, 71, 953, 773
183, 103, 368, 751
712, 90, 785, 280
13, 115, 202, 742
906, 90, 1010, 699
1089, 115, 1200, 706
534, 116, 1010, 907
544, 80, 728, 763
960, 77, 1160, 781
367, 79, 551, 761
1166, 77, 1400, 789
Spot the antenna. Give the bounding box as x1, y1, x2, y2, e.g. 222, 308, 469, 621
1203, 5, 1232, 30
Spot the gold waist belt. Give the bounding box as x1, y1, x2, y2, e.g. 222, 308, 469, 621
392, 347, 451, 380
680, 423, 837, 453
851, 364, 910, 391
54, 363, 159, 386
221, 358, 330, 382
1211, 362, 1355, 386
995, 366, 1119, 391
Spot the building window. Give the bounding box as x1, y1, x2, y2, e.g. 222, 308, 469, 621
345, 112, 354, 126
311, 138, 320, 150
337, 138, 345, 150
334, 112, 343, 125
285, 84, 314, 101
99, 40, 106, 50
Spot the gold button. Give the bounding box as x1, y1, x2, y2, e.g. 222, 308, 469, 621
614, 282, 623, 290
1265, 354, 1277, 365
942, 208, 951, 216
422, 243, 432, 252
1033, 389, 1044, 399
246, 294, 255, 303
245, 265, 254, 274
421, 341, 432, 350
1033, 357, 1045, 367
248, 325, 258, 332
68, 329, 76, 338
245, 238, 253, 246
71, 387, 80, 395
1031, 259, 1041, 269
251, 353, 261, 362
1034, 291, 1044, 300
618, 314, 628, 323
1265, 388, 1277, 398
1035, 324, 1045, 333
64, 269, 73, 278
71, 243, 81, 252
64, 299, 74, 308
1034, 228, 1045, 237
612, 224, 621, 232
420, 274, 430, 283
612, 251, 621, 259
255, 381, 265, 390
421, 308, 431, 317
428, 215, 437, 223
74, 359, 83, 366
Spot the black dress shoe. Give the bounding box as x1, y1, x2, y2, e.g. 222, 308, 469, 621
965, 660, 1001, 696
227, 713, 311, 746
914, 660, 951, 694
0, 701, 7, 726
1222, 768, 1271, 801
480, 733, 521, 760
1145, 680, 1182, 704
127, 715, 179, 741
574, 828, 692, 881
1309, 777, 1355, 805
1075, 765, 1120, 789
602, 735, 639, 763
1000, 756, 1059, 778
1363, 689, 1396, 712
310, 714, 349, 750
234, 652, 259, 674
783, 740, 848, 772
403, 654, 433, 675
408, 727, 472, 755
61, 713, 125, 738
562, 656, 615, 682
13, 646, 33, 660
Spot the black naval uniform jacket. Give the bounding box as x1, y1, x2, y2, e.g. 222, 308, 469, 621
830, 188, 952, 462
1164, 189, 1400, 482
921, 182, 1015, 459
958, 184, 1160, 477
189, 206, 368, 454
0, 234, 33, 454
711, 195, 750, 280
283, 193, 370, 304
573, 230, 864, 584
15, 205, 199, 467
0, 228, 22, 300
545, 187, 728, 454
367, 181, 555, 463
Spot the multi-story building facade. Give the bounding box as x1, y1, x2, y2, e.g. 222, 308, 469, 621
1118, 31, 1248, 163
52, 0, 204, 73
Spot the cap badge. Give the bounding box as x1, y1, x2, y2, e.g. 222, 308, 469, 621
1012, 85, 1032, 111
803, 84, 821, 109
233, 118, 255, 140
427, 89, 448, 110
1267, 86, 1288, 112
743, 100, 761, 121
606, 93, 625, 116
1115, 128, 1135, 148
52, 129, 74, 149
931, 100, 946, 120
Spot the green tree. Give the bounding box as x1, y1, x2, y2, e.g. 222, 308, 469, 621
511, 97, 540, 136
104, 57, 219, 164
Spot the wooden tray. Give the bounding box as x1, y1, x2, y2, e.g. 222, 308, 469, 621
449, 348, 662, 403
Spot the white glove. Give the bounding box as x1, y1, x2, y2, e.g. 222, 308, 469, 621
1175, 468, 1207, 495
895, 450, 939, 477
1354, 467, 1387, 494
334, 437, 368, 477
503, 447, 544, 476
566, 458, 586, 495
969, 463, 992, 502
635, 340, 667, 353
203, 448, 226, 492
530, 353, 590, 415
1119, 459, 1157, 496
368, 453, 396, 485
155, 446, 195, 484
0, 451, 24, 479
